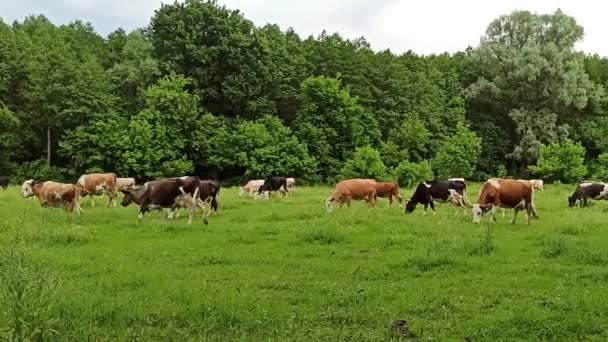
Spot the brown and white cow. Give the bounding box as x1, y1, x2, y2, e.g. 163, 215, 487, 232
239, 179, 264, 197
490, 178, 543, 217
375, 182, 402, 206
77, 173, 118, 207
325, 179, 377, 212
121, 177, 204, 225
472, 179, 538, 224
116, 177, 136, 191
21, 179, 83, 214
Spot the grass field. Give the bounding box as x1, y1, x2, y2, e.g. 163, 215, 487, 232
1, 184, 608, 341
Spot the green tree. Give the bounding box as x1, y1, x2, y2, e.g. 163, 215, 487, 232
213, 116, 316, 179
466, 10, 602, 176
529, 140, 587, 183
392, 161, 434, 187
432, 123, 482, 179
295, 76, 380, 180
340, 146, 387, 180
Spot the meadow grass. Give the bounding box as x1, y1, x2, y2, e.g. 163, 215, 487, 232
1, 184, 608, 341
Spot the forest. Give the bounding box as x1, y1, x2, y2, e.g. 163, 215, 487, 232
1, 0, 608, 185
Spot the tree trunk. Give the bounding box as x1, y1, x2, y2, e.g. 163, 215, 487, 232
47, 126, 51, 166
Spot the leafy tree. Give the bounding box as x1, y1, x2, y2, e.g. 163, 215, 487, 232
590, 153, 608, 181
466, 10, 602, 176
529, 140, 587, 183
432, 123, 482, 179
392, 161, 434, 187
339, 146, 387, 180
109, 31, 159, 114
0, 104, 19, 174
295, 76, 380, 180
380, 117, 430, 167
211, 116, 316, 179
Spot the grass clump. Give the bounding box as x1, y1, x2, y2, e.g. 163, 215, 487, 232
300, 228, 345, 245
540, 236, 568, 258
0, 249, 60, 341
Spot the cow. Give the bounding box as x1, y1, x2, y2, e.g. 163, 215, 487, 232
76, 173, 118, 207
197, 180, 221, 214
405, 180, 469, 215
116, 177, 136, 191
568, 182, 608, 208
120, 178, 204, 225
239, 179, 264, 197
491, 179, 543, 217
21, 179, 83, 214
287, 177, 296, 189
375, 182, 403, 206
472, 179, 538, 224
325, 179, 377, 212
0, 176, 8, 190
256, 176, 288, 200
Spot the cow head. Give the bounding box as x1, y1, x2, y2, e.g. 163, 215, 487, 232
120, 189, 136, 207
21, 179, 36, 198
325, 197, 336, 212
567, 196, 577, 207
472, 204, 493, 223
404, 200, 417, 214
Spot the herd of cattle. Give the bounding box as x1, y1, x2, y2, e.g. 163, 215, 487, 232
1, 173, 608, 224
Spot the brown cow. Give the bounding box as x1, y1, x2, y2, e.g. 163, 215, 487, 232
472, 179, 538, 224
325, 179, 377, 212
21, 179, 83, 214
77, 173, 118, 207
375, 182, 402, 206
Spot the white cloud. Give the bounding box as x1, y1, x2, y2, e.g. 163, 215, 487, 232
1, 0, 606, 56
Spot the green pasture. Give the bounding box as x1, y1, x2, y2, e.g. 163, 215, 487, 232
1, 184, 608, 341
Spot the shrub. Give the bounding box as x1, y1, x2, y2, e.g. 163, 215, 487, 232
12, 159, 68, 183
432, 122, 482, 179
392, 161, 434, 187
339, 146, 387, 180
590, 153, 608, 180
529, 140, 587, 183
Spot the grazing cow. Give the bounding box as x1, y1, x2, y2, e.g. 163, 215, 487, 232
472, 179, 538, 224
120, 178, 203, 225
497, 179, 543, 217
405, 180, 469, 215
21, 179, 83, 214
325, 179, 377, 212
568, 182, 608, 207
77, 173, 118, 207
197, 180, 221, 214
375, 182, 403, 206
116, 177, 136, 191
256, 176, 288, 199
0, 176, 8, 190
239, 179, 264, 197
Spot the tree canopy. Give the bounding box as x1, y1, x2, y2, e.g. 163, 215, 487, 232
2, 3, 608, 184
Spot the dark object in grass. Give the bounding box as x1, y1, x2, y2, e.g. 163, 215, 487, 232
390, 319, 418, 339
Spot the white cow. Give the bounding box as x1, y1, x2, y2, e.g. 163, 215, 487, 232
239, 179, 264, 197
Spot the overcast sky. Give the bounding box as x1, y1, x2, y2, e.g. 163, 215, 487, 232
1, 0, 607, 56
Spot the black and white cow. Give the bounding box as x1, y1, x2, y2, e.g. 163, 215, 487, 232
0, 176, 8, 190
120, 177, 204, 224
405, 180, 469, 215
256, 176, 288, 199
568, 182, 608, 207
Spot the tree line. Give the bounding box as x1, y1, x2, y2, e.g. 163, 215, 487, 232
1, 0, 607, 185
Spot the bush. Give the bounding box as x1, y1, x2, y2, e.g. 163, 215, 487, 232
392, 161, 434, 187
529, 140, 587, 183
432, 122, 482, 179
339, 146, 387, 180
13, 159, 68, 183
590, 153, 608, 180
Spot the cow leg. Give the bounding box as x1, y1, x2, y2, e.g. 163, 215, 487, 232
511, 208, 520, 224
490, 207, 497, 223
423, 202, 428, 215
388, 195, 393, 207
137, 203, 150, 224
429, 201, 436, 215
89, 194, 95, 207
